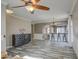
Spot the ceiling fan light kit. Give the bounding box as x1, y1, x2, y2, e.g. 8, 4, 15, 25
6, 9, 14, 14
25, 6, 34, 11
11, 0, 49, 14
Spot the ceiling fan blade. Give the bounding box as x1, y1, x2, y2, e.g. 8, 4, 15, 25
31, 0, 40, 4
12, 5, 26, 8
32, 5, 49, 10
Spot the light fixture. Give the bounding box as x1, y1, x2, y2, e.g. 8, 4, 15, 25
25, 6, 35, 14
6, 9, 14, 14
52, 17, 56, 26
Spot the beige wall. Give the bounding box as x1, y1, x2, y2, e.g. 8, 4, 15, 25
6, 14, 31, 48
1, 3, 6, 52
35, 23, 47, 33
72, 1, 78, 56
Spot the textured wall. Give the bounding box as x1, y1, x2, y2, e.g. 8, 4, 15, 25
72, 1, 78, 56
6, 14, 31, 48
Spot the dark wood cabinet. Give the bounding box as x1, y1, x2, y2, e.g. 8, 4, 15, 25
12, 34, 31, 47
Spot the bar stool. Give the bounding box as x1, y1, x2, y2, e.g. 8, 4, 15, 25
57, 33, 61, 42
59, 33, 63, 42
63, 33, 67, 42
51, 33, 55, 42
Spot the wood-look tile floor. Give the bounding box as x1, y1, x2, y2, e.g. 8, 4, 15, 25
7, 40, 77, 59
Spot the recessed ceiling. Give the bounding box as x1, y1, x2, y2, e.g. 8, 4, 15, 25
2, 0, 74, 21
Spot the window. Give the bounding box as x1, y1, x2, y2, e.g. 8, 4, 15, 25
57, 27, 66, 33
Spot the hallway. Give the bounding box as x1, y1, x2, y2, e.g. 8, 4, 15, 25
8, 40, 77, 59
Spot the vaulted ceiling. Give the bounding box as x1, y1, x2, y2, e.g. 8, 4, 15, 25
2, 0, 75, 21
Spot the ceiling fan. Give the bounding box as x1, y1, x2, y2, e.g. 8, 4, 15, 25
11, 0, 49, 13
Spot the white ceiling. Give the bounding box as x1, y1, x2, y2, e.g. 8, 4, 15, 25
3, 0, 75, 21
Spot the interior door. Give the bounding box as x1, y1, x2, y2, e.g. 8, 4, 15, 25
1, 3, 6, 52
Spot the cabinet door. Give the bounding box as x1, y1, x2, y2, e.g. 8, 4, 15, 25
1, 4, 6, 52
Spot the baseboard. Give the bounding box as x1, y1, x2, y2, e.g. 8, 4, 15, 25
6, 46, 12, 49
33, 38, 45, 40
